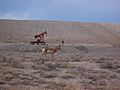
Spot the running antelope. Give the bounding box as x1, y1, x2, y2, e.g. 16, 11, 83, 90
41, 45, 62, 57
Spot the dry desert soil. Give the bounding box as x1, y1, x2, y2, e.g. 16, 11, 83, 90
0, 19, 120, 90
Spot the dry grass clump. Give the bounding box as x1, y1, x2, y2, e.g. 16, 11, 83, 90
18, 74, 33, 81
41, 71, 57, 78
4, 74, 14, 81
35, 61, 73, 71
0, 56, 12, 64
0, 85, 44, 90
100, 60, 120, 70
44, 79, 84, 90
61, 73, 77, 79
34, 58, 58, 70
44, 61, 58, 70
56, 62, 69, 68
66, 66, 87, 77
115, 68, 120, 73
75, 46, 89, 53
55, 62, 75, 69
104, 82, 120, 90
31, 65, 41, 70
1, 56, 25, 68
63, 84, 84, 90
39, 64, 55, 71
95, 57, 109, 63
11, 59, 25, 68
58, 82, 84, 90
95, 57, 120, 72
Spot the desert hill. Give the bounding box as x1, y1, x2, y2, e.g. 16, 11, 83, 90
0, 19, 120, 90
0, 19, 120, 44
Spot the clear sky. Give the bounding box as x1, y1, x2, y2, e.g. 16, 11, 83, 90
0, 0, 120, 23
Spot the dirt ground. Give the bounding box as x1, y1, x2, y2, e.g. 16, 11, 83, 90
0, 20, 120, 90
0, 43, 120, 90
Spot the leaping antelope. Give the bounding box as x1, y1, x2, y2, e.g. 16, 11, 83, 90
41, 45, 62, 57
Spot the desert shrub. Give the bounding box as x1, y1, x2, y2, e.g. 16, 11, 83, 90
109, 73, 118, 79
116, 68, 120, 73
100, 61, 120, 70
95, 57, 114, 64
55, 62, 74, 69
105, 83, 120, 90
34, 61, 58, 71
61, 74, 77, 79
10, 59, 25, 68
31, 65, 41, 70
36, 60, 44, 65
4, 74, 14, 81
32, 69, 44, 75
44, 80, 84, 90
0, 56, 5, 63
41, 71, 57, 78
0, 56, 12, 63
18, 74, 33, 81
100, 62, 113, 69
39, 64, 54, 71
56, 81, 84, 90
0, 56, 24, 68
75, 46, 89, 53
44, 61, 58, 70
33, 78, 46, 84
18, 79, 32, 85
63, 84, 84, 90
95, 57, 107, 63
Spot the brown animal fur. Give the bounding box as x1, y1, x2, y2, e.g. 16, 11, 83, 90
42, 45, 61, 57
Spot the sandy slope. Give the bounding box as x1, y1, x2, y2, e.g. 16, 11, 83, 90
0, 19, 120, 45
